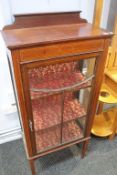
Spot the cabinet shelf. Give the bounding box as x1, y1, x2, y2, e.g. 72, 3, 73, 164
29, 70, 93, 99
35, 120, 83, 152
32, 94, 86, 131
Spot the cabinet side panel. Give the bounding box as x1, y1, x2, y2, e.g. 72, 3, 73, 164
10, 49, 34, 157
84, 38, 111, 137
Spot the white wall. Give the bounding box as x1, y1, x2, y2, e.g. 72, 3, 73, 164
0, 33, 15, 116
80, 0, 95, 23
0, 0, 15, 116
0, 0, 13, 29
10, 0, 81, 14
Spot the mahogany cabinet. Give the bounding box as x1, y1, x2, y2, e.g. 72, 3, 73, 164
2, 12, 112, 175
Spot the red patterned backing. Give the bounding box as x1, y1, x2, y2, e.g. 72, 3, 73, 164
35, 121, 83, 152
29, 62, 76, 81
32, 92, 86, 131
28, 62, 90, 99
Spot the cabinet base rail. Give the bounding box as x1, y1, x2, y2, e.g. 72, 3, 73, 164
28, 136, 90, 160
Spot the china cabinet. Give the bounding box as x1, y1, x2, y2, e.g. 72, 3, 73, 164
2, 12, 112, 175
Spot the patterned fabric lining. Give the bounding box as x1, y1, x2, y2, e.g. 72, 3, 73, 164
29, 61, 89, 99
35, 121, 83, 152
32, 92, 86, 131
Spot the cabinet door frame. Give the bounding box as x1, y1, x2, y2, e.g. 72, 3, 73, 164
20, 51, 103, 156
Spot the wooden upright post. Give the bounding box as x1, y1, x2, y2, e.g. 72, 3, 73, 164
93, 0, 104, 27
87, 1, 104, 76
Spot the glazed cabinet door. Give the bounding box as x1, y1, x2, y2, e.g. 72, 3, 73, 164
21, 54, 97, 154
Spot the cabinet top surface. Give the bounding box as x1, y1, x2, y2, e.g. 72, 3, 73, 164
2, 12, 112, 49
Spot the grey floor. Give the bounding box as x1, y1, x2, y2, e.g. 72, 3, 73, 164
0, 136, 117, 175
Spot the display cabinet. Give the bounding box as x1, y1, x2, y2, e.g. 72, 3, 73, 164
2, 12, 112, 175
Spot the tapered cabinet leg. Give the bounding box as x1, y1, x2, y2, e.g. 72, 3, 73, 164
29, 159, 36, 175
81, 140, 89, 158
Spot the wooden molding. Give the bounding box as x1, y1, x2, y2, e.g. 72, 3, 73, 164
4, 11, 87, 30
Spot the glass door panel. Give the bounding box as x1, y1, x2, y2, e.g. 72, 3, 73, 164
62, 87, 91, 143
27, 56, 96, 153
30, 92, 62, 152
31, 93, 62, 131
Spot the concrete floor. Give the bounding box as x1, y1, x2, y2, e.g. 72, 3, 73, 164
0, 136, 117, 175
